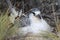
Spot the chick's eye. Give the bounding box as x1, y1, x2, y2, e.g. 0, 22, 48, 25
31, 12, 35, 16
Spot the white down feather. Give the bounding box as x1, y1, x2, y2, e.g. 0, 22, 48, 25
18, 13, 52, 36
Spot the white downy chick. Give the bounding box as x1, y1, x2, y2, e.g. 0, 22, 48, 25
28, 8, 53, 34
18, 8, 53, 36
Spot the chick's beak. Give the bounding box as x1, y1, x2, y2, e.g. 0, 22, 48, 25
36, 15, 41, 19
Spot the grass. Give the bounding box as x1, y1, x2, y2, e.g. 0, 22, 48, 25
0, 10, 17, 40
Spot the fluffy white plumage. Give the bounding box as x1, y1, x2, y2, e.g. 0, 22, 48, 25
29, 14, 52, 33
18, 8, 53, 36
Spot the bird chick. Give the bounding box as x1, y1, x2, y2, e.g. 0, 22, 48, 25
28, 8, 53, 34
17, 8, 53, 36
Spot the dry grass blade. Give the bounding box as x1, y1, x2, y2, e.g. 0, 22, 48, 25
0, 9, 17, 40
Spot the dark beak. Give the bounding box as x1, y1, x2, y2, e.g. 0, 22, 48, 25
36, 15, 41, 19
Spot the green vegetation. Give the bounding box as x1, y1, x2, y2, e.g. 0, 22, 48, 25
0, 10, 17, 40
